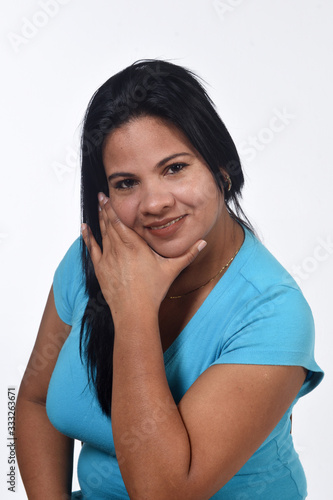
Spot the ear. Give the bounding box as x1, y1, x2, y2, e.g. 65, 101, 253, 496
219, 168, 232, 194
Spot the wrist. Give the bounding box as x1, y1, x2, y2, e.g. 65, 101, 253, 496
108, 293, 160, 319
112, 302, 159, 329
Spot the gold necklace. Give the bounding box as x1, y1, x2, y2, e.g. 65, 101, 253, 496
168, 247, 240, 299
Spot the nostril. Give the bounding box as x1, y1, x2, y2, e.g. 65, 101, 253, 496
140, 190, 175, 213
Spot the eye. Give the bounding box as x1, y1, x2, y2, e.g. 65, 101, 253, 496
166, 162, 188, 175
114, 178, 138, 190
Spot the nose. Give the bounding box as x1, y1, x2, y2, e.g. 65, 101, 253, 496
139, 181, 175, 215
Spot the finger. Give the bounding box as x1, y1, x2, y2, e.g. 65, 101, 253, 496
98, 193, 138, 244
81, 223, 102, 264
99, 197, 124, 249
171, 240, 207, 274
98, 193, 123, 231
98, 203, 108, 240
97, 192, 123, 247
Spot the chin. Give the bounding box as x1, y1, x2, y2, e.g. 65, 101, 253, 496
148, 241, 193, 259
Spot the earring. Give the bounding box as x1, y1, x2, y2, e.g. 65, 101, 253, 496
225, 175, 232, 192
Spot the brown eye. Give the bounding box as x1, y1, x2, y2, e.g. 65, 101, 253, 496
167, 163, 187, 174
114, 179, 137, 190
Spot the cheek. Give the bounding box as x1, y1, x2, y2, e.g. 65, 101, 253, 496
186, 177, 222, 211
110, 198, 137, 228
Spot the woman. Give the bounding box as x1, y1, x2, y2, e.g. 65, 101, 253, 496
16, 60, 323, 499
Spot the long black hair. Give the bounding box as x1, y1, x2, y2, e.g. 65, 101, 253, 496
80, 59, 252, 415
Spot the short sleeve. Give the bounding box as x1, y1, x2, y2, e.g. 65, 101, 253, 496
71, 492, 83, 499
53, 238, 84, 325
211, 284, 324, 397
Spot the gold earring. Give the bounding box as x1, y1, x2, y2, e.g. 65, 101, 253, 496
225, 175, 232, 192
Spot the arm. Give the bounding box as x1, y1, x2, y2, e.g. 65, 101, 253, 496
111, 313, 306, 500
16, 286, 74, 500
82, 196, 307, 500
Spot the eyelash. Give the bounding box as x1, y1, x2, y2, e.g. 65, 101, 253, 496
113, 163, 188, 191
166, 162, 188, 175
114, 179, 137, 190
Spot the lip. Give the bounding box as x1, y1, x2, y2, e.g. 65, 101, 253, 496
145, 215, 187, 237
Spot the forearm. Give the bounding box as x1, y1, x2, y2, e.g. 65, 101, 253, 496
16, 398, 73, 499
111, 308, 191, 500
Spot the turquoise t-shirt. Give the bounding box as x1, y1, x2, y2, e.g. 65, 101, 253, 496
46, 227, 323, 499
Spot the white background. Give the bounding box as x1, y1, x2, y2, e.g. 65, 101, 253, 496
1, 0, 332, 498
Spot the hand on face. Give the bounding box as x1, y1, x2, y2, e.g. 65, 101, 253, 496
81, 193, 206, 317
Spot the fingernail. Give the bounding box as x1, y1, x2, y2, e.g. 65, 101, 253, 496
81, 223, 87, 232
198, 240, 207, 252
98, 192, 108, 204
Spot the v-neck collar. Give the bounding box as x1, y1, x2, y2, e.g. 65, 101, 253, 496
163, 226, 257, 366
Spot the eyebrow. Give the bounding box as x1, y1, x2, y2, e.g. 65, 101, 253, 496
107, 152, 192, 182
108, 172, 136, 182
156, 152, 192, 168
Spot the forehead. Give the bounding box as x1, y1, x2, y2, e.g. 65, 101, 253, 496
102, 116, 197, 168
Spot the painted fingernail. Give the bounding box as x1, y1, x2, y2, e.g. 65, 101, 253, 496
198, 240, 207, 252
98, 192, 109, 205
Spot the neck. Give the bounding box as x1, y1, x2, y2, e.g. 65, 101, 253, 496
166, 209, 244, 300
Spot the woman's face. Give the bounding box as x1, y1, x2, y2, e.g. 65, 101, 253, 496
102, 116, 226, 258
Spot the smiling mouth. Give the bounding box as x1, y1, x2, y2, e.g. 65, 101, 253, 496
148, 216, 185, 230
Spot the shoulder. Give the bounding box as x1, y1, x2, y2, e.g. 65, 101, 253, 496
57, 236, 83, 267
53, 237, 86, 325
239, 228, 300, 293
54, 237, 83, 281
229, 228, 313, 342
232, 229, 315, 330
240, 230, 316, 331
213, 227, 324, 394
